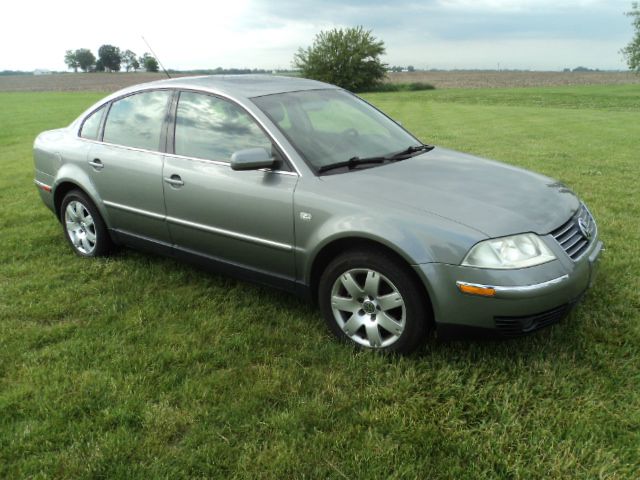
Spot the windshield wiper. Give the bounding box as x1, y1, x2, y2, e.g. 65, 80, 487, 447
317, 144, 434, 174
389, 144, 435, 160
317, 156, 387, 173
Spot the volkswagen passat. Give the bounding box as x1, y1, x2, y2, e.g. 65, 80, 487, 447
33, 75, 603, 353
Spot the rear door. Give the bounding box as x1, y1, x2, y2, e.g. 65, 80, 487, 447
162, 91, 298, 282
87, 89, 173, 243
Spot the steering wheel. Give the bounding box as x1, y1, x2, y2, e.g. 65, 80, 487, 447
341, 128, 359, 139
324, 128, 361, 157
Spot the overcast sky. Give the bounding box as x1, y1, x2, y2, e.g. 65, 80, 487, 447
2, 0, 634, 71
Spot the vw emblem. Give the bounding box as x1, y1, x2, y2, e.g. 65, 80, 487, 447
578, 217, 591, 241
362, 300, 376, 315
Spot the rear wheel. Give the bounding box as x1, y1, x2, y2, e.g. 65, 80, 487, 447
60, 190, 113, 257
318, 248, 430, 354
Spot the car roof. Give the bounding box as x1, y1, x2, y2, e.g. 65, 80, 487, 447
69, 74, 341, 137
132, 74, 338, 99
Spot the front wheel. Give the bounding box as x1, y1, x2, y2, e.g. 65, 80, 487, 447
318, 249, 430, 354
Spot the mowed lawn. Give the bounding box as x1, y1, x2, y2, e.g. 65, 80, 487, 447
1, 85, 639, 479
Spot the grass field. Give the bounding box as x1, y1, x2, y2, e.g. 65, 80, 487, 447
1, 84, 639, 479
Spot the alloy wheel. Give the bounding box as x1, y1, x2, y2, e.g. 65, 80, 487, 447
64, 200, 97, 255
330, 268, 406, 348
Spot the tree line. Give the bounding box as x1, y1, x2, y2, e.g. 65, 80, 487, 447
64, 46, 159, 73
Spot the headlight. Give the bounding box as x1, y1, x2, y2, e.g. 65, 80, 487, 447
462, 233, 556, 269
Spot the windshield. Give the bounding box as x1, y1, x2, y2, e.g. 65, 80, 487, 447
252, 89, 421, 172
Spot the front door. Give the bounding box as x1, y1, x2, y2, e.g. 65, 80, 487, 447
162, 91, 298, 282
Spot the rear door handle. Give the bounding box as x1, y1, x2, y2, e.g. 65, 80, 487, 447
89, 158, 104, 170
164, 174, 184, 187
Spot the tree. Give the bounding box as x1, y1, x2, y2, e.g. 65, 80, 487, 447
75, 49, 95, 72
621, 2, 640, 72
98, 44, 121, 72
144, 57, 159, 72
293, 26, 387, 92
64, 50, 79, 72
121, 50, 139, 72
407, 65, 415, 72
140, 53, 159, 72
95, 59, 105, 72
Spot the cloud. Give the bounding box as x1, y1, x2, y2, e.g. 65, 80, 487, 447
247, 0, 629, 42
0, 0, 631, 70
438, 0, 608, 11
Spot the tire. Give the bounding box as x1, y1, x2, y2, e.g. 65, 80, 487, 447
60, 190, 113, 257
318, 248, 430, 354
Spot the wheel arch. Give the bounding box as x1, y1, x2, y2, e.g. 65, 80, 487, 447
53, 181, 82, 220
308, 237, 434, 325
53, 179, 111, 230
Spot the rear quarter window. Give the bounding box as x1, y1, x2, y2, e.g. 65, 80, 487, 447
79, 105, 106, 140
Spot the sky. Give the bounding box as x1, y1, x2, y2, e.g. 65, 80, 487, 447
1, 0, 634, 71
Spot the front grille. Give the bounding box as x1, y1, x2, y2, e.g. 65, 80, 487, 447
550, 204, 596, 260
495, 304, 571, 337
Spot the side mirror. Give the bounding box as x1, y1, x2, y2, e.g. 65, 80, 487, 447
230, 147, 275, 171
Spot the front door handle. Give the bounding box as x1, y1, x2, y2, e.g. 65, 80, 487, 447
164, 174, 184, 187
89, 158, 104, 170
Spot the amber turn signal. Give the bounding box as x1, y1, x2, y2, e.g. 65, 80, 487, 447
456, 282, 496, 297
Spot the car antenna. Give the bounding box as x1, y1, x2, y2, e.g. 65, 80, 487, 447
141, 36, 171, 79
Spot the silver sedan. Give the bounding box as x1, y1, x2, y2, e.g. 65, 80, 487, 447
33, 75, 603, 353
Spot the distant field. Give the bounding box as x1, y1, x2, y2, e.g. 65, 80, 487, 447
387, 71, 640, 89
0, 71, 638, 92
0, 72, 188, 92
1, 85, 639, 478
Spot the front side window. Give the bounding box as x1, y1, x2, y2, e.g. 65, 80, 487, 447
103, 90, 171, 151
174, 91, 271, 162
80, 105, 106, 140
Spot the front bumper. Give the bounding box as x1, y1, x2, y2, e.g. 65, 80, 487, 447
414, 238, 603, 338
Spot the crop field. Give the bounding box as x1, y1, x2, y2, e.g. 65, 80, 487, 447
0, 73, 191, 92
1, 83, 639, 478
1, 71, 639, 92
386, 70, 640, 89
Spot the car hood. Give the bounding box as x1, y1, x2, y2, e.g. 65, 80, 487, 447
321, 147, 580, 238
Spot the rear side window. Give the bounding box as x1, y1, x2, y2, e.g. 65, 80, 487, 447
80, 105, 105, 140
103, 90, 171, 151
174, 91, 271, 162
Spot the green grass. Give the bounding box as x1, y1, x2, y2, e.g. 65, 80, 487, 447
362, 81, 436, 93
1, 86, 639, 479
